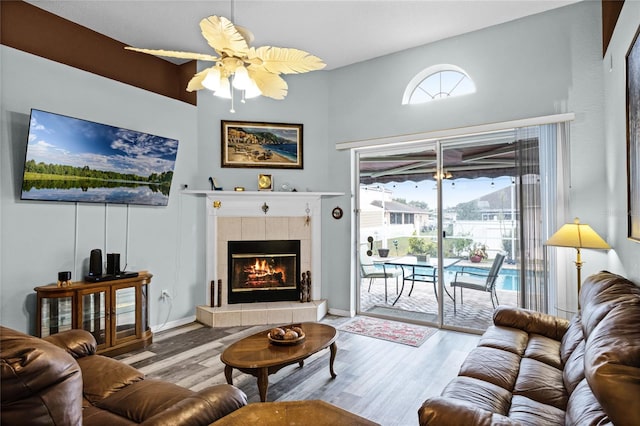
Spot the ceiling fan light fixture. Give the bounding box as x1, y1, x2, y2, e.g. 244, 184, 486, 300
232, 66, 251, 90
214, 77, 232, 99
243, 79, 262, 99
202, 67, 222, 91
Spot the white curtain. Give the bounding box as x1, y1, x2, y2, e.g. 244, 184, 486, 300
517, 122, 570, 313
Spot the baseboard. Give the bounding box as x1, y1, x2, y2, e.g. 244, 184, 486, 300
328, 307, 354, 317
151, 315, 196, 333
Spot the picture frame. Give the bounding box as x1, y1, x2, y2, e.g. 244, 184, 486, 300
221, 121, 303, 169
627, 26, 640, 241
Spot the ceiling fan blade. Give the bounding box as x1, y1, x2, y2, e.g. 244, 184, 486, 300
249, 46, 326, 74
200, 15, 249, 57
247, 68, 288, 100
125, 46, 219, 62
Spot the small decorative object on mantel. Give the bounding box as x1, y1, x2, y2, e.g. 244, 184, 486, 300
209, 177, 223, 191
258, 174, 273, 191
234, 186, 245, 192
57, 271, 72, 287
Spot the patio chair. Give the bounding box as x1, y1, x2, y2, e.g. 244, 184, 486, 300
360, 253, 402, 304
450, 252, 506, 314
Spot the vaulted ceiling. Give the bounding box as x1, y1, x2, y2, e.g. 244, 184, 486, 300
24, 1, 582, 71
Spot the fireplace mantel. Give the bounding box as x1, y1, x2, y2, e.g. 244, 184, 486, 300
183, 190, 343, 327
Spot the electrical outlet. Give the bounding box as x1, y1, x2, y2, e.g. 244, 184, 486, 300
161, 289, 171, 300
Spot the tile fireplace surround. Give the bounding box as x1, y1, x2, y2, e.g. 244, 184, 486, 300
184, 191, 342, 327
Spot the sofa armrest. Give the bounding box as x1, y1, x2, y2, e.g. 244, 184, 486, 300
140, 384, 247, 426
419, 397, 518, 426
43, 329, 97, 358
493, 306, 570, 341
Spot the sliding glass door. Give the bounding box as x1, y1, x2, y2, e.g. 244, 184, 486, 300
357, 143, 441, 324
355, 128, 551, 332
439, 133, 521, 330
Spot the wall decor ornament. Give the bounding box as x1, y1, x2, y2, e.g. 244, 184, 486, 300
221, 121, 303, 169
627, 25, 640, 241
332, 206, 343, 219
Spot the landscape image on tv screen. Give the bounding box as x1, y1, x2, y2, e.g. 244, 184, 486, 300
21, 109, 179, 206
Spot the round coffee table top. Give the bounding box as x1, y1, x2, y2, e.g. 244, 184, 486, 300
220, 322, 337, 369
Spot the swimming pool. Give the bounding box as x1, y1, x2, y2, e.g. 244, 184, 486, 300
445, 265, 519, 291
373, 264, 520, 291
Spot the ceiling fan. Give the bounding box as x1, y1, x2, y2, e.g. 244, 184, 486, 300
125, 15, 326, 107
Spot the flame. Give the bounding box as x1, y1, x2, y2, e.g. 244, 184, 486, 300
242, 257, 286, 282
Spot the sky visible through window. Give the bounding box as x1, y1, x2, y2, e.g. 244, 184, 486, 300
409, 69, 475, 104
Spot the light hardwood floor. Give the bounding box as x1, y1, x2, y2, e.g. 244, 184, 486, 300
116, 316, 480, 426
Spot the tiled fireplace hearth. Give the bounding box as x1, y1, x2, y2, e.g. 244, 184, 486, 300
187, 191, 341, 327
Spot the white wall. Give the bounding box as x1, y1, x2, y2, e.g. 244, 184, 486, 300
327, 1, 611, 311
603, 1, 640, 282
3, 1, 635, 333
0, 47, 198, 332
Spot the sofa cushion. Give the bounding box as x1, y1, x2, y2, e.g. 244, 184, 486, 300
564, 379, 609, 425
458, 346, 521, 391
560, 314, 583, 366
83, 405, 138, 425
96, 379, 194, 422
523, 334, 562, 370
441, 376, 512, 415
508, 395, 565, 426
77, 354, 144, 404
562, 339, 585, 395
477, 325, 528, 356
513, 358, 566, 410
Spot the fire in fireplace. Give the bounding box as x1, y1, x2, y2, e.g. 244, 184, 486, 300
227, 240, 301, 304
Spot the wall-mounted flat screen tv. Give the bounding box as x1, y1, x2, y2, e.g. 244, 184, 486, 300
21, 109, 179, 206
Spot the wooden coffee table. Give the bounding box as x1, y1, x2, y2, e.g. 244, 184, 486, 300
220, 322, 337, 402
211, 400, 379, 425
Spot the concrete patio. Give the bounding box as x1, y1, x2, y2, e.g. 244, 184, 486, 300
359, 261, 519, 331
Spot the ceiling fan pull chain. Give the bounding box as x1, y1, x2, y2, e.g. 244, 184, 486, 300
230, 78, 236, 113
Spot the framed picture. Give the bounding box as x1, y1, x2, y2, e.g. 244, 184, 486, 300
221, 121, 303, 169
627, 26, 640, 241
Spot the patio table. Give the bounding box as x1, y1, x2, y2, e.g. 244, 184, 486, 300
375, 256, 460, 305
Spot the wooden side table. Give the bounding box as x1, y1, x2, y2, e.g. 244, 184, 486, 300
211, 400, 379, 425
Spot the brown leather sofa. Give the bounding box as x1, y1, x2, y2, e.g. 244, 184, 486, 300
419, 271, 640, 425
1, 326, 247, 425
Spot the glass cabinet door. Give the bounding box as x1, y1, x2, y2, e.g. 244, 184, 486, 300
113, 285, 138, 342
39, 295, 73, 337
79, 288, 108, 347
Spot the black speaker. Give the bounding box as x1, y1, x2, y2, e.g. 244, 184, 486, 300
107, 253, 121, 275
89, 249, 102, 277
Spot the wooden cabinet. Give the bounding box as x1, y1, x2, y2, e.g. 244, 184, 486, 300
35, 272, 152, 356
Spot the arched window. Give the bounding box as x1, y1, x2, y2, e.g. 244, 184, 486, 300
402, 64, 475, 105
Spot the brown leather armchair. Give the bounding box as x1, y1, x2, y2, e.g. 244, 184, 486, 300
1, 326, 247, 425
419, 271, 640, 425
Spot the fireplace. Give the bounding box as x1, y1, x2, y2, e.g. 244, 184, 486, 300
227, 240, 301, 304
